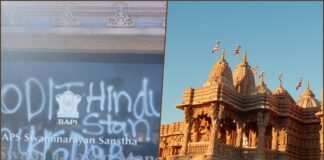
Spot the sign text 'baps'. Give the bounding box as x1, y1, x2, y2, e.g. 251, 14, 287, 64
1, 60, 162, 160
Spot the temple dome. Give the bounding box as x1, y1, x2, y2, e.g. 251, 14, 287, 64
232, 51, 256, 95
203, 50, 233, 88
296, 82, 320, 108
252, 73, 272, 95
271, 81, 291, 97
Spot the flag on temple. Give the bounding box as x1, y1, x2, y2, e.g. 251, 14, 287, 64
211, 41, 220, 53
296, 77, 303, 90
233, 44, 241, 54
251, 65, 258, 75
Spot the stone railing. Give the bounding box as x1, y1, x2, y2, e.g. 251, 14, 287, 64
265, 149, 278, 160
187, 142, 209, 155
216, 143, 242, 159
240, 148, 278, 160
241, 148, 256, 160
160, 122, 184, 136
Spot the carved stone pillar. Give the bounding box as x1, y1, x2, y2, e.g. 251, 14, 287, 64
271, 127, 278, 150
225, 130, 230, 145
278, 128, 287, 152
256, 124, 266, 154
251, 131, 257, 147
207, 103, 224, 155
180, 107, 193, 155
236, 122, 243, 147
255, 111, 269, 160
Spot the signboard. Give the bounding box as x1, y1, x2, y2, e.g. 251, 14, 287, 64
1, 51, 164, 160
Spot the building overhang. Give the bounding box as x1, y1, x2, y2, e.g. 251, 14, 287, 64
2, 27, 165, 54
1, 1, 166, 54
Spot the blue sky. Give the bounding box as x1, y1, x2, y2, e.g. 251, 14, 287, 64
161, 2, 323, 124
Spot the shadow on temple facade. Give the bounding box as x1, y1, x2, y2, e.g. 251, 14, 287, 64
159, 51, 323, 160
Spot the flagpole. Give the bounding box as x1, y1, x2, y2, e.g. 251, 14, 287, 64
212, 41, 220, 61
252, 65, 258, 80
216, 50, 218, 60
278, 72, 283, 88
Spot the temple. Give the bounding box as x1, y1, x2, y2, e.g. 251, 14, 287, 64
159, 50, 323, 160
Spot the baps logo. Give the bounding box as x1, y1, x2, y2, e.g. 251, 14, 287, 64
56, 90, 81, 125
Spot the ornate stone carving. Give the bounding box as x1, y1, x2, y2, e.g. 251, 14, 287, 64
235, 122, 243, 147
193, 107, 208, 118
191, 130, 198, 142
54, 7, 80, 27
251, 131, 257, 147
107, 2, 134, 28
278, 128, 287, 150
199, 117, 211, 142
5, 9, 26, 26
226, 130, 231, 145
218, 105, 225, 119
271, 127, 278, 150
190, 113, 212, 142
210, 103, 218, 120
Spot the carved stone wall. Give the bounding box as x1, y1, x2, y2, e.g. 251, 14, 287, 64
159, 58, 322, 160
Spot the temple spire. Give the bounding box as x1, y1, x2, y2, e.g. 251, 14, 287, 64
259, 71, 265, 85
221, 49, 225, 61
243, 51, 247, 62
301, 80, 315, 98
